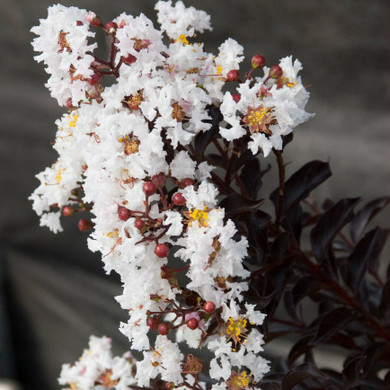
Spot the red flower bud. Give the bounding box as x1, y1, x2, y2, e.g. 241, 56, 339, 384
172, 192, 186, 206
203, 301, 216, 314
143, 181, 156, 197
251, 55, 266, 69
152, 173, 166, 189
62, 206, 74, 217
147, 317, 159, 330
158, 322, 170, 335
78, 219, 93, 232
227, 69, 240, 82
155, 243, 170, 258
118, 207, 131, 221
269, 65, 283, 79
179, 178, 194, 189
134, 219, 144, 230
186, 318, 199, 330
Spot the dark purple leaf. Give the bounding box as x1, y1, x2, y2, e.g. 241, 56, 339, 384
350, 196, 390, 243
347, 228, 389, 289
342, 355, 365, 385
270, 160, 332, 216
264, 263, 293, 316
362, 342, 390, 374
379, 279, 390, 319
204, 153, 225, 168
292, 276, 321, 307
284, 289, 302, 322
245, 211, 271, 265
281, 363, 328, 390
281, 203, 303, 243
219, 193, 263, 218
239, 158, 265, 199
271, 232, 290, 259
287, 337, 315, 366
310, 198, 360, 261
311, 307, 353, 345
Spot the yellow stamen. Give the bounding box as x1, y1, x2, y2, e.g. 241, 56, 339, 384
189, 207, 209, 227
176, 34, 189, 45
225, 317, 248, 346
216, 64, 223, 76
229, 370, 252, 390
68, 114, 79, 128
243, 105, 275, 135
55, 168, 65, 184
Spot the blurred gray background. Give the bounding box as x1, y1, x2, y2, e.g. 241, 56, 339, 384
0, 0, 389, 389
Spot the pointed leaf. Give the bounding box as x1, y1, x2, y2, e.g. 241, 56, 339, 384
311, 307, 353, 345
310, 198, 360, 261
350, 196, 390, 243
219, 193, 263, 218
239, 158, 264, 199
271, 160, 332, 216
347, 227, 389, 289
282, 363, 328, 390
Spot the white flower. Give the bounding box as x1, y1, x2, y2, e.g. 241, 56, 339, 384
155, 0, 212, 39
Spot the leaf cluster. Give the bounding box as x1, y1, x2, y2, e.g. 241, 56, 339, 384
193, 111, 390, 389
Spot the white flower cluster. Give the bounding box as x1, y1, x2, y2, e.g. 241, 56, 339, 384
59, 336, 136, 390
30, 1, 313, 389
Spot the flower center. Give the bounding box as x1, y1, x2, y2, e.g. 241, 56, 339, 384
189, 207, 209, 227
228, 370, 252, 390
176, 34, 189, 45
243, 105, 275, 135
58, 30, 71, 53
171, 102, 186, 122
125, 91, 143, 111
118, 134, 140, 155
225, 317, 248, 346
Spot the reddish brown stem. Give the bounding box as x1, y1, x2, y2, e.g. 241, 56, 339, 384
274, 150, 285, 227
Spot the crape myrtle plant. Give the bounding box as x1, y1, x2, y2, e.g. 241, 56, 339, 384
29, 1, 390, 390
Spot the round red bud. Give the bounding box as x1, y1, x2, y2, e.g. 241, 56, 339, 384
232, 94, 241, 103
227, 69, 240, 82
172, 192, 186, 206
63, 206, 74, 217
76, 21, 83, 26
186, 318, 199, 330
152, 173, 166, 189
78, 219, 93, 232
158, 322, 170, 335
179, 178, 194, 189
251, 55, 266, 69
203, 301, 216, 314
118, 207, 131, 221
143, 181, 157, 197
134, 219, 144, 230
269, 65, 283, 79
147, 317, 159, 330
155, 243, 170, 258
